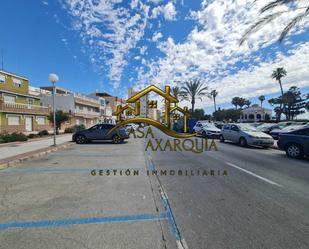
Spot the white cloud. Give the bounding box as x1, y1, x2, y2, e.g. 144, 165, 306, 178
137, 0, 309, 108
62, 0, 150, 88
152, 2, 177, 21
152, 31, 163, 42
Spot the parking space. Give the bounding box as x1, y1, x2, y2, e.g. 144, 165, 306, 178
0, 139, 177, 249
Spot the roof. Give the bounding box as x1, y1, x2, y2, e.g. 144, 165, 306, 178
40, 86, 73, 94
0, 70, 28, 81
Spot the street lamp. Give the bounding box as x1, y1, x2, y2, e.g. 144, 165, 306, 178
48, 73, 59, 146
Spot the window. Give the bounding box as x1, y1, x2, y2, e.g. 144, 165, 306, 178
36, 116, 45, 125
0, 74, 5, 83
223, 125, 230, 130
8, 115, 20, 125
102, 124, 114, 129
231, 125, 239, 132
28, 98, 34, 105
12, 78, 22, 88
293, 128, 309, 136
4, 95, 16, 103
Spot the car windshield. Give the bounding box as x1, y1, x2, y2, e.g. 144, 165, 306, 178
202, 123, 217, 129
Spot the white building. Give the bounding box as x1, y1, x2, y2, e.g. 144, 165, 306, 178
128, 87, 148, 117
240, 105, 272, 122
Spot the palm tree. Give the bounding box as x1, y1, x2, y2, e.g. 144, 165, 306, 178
258, 95, 266, 107
210, 90, 219, 111
244, 99, 251, 108
180, 79, 209, 113
232, 97, 240, 110
272, 67, 287, 120
240, 0, 309, 44
238, 97, 246, 109
272, 67, 287, 96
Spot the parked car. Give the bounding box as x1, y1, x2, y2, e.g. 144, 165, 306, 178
270, 124, 306, 139
256, 123, 280, 134
277, 126, 309, 158
220, 123, 274, 148
72, 123, 129, 144
192, 122, 221, 138
125, 123, 139, 131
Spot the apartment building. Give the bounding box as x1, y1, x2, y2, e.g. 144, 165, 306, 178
40, 87, 101, 129
0, 70, 50, 133
87, 94, 115, 124
127, 87, 148, 117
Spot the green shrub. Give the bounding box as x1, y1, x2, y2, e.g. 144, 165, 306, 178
64, 127, 73, 133
0, 133, 28, 143
65, 124, 86, 133
27, 134, 39, 139
38, 130, 49, 136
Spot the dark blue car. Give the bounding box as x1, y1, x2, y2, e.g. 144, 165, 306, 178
72, 123, 129, 144
277, 126, 309, 159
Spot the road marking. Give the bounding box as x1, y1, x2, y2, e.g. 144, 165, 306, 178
225, 162, 282, 187
0, 213, 168, 230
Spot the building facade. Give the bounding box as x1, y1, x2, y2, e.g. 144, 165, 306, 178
128, 88, 148, 117
40, 87, 101, 130
240, 105, 272, 122
0, 70, 50, 133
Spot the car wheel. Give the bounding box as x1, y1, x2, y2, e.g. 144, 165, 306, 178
202, 131, 207, 138
76, 135, 87, 144
112, 135, 122, 144
285, 144, 304, 159
219, 135, 225, 143
239, 137, 247, 147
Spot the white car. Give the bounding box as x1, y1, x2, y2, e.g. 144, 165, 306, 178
220, 123, 274, 148
192, 122, 221, 138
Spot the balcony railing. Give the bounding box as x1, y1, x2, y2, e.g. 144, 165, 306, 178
0, 101, 50, 115
73, 93, 100, 107
74, 109, 100, 118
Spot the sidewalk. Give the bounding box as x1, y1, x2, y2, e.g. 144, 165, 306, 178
0, 134, 72, 160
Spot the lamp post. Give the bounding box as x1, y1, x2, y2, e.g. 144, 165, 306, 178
48, 73, 59, 146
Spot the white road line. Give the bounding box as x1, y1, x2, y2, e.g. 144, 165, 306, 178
225, 162, 282, 187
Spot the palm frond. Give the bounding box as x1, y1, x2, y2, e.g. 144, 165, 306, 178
279, 7, 309, 42
239, 12, 284, 45
260, 0, 295, 13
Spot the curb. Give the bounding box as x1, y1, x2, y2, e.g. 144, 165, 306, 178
0, 142, 74, 170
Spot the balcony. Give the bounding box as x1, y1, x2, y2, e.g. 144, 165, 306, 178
74, 109, 100, 118
0, 100, 50, 115
73, 93, 100, 108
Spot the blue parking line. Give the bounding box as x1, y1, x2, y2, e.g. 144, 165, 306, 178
0, 213, 168, 230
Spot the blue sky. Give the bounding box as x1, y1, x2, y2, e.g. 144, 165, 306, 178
0, 0, 308, 116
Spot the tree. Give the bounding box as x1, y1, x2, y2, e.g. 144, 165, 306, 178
232, 97, 240, 109
258, 95, 266, 107
48, 110, 70, 134
192, 109, 206, 120
272, 67, 287, 121
180, 79, 209, 113
210, 90, 218, 111
268, 86, 308, 120
240, 0, 309, 44
231, 97, 247, 109
244, 99, 251, 108
238, 97, 247, 109
213, 108, 242, 122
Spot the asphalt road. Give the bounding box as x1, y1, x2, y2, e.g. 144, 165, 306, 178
0, 129, 308, 249
149, 128, 309, 249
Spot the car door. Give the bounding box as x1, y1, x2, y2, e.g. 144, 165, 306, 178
101, 124, 114, 139
87, 125, 103, 140
294, 128, 309, 156
230, 125, 240, 142
222, 124, 231, 140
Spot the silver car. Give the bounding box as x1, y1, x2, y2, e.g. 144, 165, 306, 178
220, 123, 274, 148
